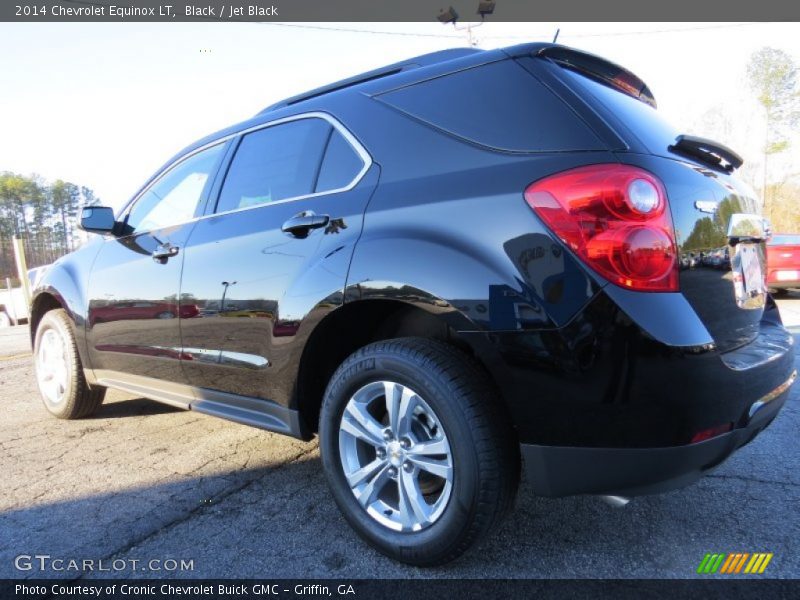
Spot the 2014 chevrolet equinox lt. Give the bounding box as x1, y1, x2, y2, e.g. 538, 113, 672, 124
31, 44, 796, 565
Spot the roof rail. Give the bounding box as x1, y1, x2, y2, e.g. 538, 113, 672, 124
258, 48, 482, 114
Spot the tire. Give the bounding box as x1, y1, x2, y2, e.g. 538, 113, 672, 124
319, 337, 519, 566
34, 308, 106, 419
0, 311, 11, 328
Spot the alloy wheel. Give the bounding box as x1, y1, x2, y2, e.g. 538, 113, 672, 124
36, 327, 70, 405
338, 380, 454, 532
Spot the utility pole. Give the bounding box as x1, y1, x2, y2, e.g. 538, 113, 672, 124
464, 23, 477, 46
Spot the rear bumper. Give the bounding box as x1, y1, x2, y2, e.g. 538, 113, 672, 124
768, 282, 800, 290
767, 269, 800, 289
521, 372, 794, 497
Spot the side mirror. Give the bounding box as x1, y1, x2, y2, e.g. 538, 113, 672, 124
79, 206, 116, 234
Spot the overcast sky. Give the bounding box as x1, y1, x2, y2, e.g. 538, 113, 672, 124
1, 22, 798, 207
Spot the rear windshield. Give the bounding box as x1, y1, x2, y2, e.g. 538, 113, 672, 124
558, 66, 680, 155
377, 59, 605, 153
769, 234, 800, 246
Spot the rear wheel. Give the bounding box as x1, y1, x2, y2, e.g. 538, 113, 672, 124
319, 337, 519, 566
34, 309, 105, 419
0, 311, 11, 328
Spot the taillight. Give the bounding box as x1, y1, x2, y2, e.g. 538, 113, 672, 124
690, 423, 733, 444
524, 164, 678, 292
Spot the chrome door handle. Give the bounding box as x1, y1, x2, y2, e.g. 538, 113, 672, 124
152, 243, 179, 263
282, 211, 330, 238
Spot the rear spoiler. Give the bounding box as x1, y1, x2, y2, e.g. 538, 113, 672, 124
536, 46, 657, 108
669, 135, 744, 172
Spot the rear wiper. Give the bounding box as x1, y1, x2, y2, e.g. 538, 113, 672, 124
668, 134, 743, 172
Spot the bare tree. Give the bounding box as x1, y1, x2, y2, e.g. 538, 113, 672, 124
746, 47, 800, 210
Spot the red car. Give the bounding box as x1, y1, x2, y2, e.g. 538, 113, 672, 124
767, 234, 800, 293
89, 301, 199, 325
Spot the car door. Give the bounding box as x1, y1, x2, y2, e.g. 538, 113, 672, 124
85, 142, 227, 398
178, 114, 376, 410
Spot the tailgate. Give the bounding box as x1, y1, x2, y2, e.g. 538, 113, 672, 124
619, 154, 767, 353
539, 49, 770, 352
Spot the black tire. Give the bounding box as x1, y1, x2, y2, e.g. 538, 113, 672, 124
319, 337, 519, 566
33, 308, 106, 419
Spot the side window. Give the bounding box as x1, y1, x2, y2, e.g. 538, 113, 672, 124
125, 143, 225, 234
377, 60, 605, 153
315, 129, 364, 192
216, 118, 330, 213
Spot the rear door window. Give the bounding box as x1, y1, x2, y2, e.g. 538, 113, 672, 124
315, 129, 365, 192
377, 59, 605, 153
216, 118, 330, 213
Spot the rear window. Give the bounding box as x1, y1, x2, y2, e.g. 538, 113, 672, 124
769, 234, 800, 246
558, 66, 680, 155
377, 59, 605, 153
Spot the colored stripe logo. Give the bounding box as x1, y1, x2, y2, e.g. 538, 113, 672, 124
697, 553, 773, 574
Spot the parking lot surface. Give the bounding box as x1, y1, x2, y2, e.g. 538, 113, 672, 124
1, 295, 799, 579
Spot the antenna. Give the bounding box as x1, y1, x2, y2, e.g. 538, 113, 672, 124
552, 28, 560, 43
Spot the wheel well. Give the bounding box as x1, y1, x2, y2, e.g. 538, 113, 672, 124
295, 300, 497, 435
29, 293, 63, 344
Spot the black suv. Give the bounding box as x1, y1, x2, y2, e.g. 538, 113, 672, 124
31, 44, 796, 566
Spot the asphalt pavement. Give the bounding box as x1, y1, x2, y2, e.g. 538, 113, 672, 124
1, 295, 799, 579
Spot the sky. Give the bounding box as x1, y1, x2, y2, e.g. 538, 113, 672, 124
1, 21, 799, 208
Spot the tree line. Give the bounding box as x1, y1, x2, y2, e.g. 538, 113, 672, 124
0, 172, 100, 280
747, 47, 800, 234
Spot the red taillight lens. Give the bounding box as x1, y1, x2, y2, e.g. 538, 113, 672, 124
690, 423, 733, 444
524, 164, 678, 292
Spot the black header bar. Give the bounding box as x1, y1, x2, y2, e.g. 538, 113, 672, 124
3, 579, 800, 600
2, 0, 800, 22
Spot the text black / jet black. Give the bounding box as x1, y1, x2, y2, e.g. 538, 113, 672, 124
31, 43, 796, 566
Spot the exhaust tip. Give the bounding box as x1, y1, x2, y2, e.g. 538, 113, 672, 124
599, 495, 631, 508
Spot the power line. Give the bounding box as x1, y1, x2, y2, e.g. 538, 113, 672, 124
485, 22, 764, 40
51, 3, 775, 42
250, 21, 766, 41
250, 22, 463, 39
60, 1, 765, 40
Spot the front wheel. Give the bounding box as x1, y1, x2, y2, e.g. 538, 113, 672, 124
319, 337, 519, 566
34, 308, 105, 419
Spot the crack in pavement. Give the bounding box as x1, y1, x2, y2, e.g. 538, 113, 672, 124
706, 473, 800, 488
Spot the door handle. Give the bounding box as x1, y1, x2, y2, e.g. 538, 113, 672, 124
152, 243, 179, 263
282, 211, 330, 238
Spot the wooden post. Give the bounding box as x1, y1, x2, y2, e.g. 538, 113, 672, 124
12, 236, 32, 308
4, 277, 17, 322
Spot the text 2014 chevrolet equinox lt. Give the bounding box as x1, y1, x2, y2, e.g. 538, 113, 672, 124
31, 44, 796, 565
